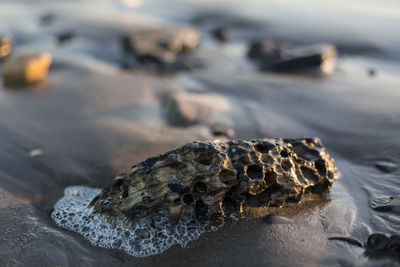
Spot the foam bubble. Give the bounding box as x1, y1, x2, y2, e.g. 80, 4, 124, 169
51, 186, 224, 257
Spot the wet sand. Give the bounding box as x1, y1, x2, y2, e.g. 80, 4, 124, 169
0, 0, 400, 266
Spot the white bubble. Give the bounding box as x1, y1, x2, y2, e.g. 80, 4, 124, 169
52, 186, 224, 257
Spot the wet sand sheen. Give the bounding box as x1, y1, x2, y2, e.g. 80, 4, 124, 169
0, 0, 400, 266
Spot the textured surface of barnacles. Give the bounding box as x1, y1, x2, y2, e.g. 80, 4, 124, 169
90, 138, 338, 224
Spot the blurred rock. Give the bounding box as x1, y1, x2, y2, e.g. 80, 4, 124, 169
248, 41, 337, 75
211, 26, 230, 42
2, 53, 52, 87
57, 31, 75, 44
163, 91, 230, 127
120, 26, 200, 70
247, 40, 283, 63
367, 68, 377, 77
367, 233, 390, 251
211, 123, 234, 138
40, 13, 56, 25
0, 36, 12, 60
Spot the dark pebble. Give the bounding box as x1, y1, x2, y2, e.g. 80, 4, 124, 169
211, 26, 230, 42
366, 233, 390, 251
57, 31, 75, 44
367, 68, 377, 77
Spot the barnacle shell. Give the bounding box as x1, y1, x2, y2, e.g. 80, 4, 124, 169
90, 138, 338, 224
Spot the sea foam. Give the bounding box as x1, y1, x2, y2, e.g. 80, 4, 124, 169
51, 186, 223, 257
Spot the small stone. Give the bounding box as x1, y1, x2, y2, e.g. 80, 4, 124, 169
262, 215, 294, 225
211, 124, 234, 138
0, 36, 12, 59
375, 160, 398, 173
366, 233, 390, 251
29, 149, 43, 158
2, 53, 52, 87
57, 31, 75, 44
367, 68, 377, 77
247, 40, 283, 63
163, 91, 230, 127
263, 43, 337, 75
120, 26, 200, 69
211, 26, 230, 42
40, 13, 56, 25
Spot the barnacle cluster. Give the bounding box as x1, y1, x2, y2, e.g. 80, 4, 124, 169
90, 138, 338, 224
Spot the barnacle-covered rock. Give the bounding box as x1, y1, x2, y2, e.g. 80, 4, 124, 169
90, 137, 338, 224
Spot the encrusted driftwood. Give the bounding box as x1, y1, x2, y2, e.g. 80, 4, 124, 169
90, 138, 338, 223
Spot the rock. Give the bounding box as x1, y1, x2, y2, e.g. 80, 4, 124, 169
163, 91, 230, 127
211, 124, 234, 138
1, 53, 52, 87
89, 137, 338, 224
262, 215, 294, 225
248, 41, 337, 75
0, 36, 12, 60
366, 233, 390, 251
120, 26, 200, 70
211, 26, 231, 42
367, 68, 377, 77
57, 31, 75, 44
40, 13, 56, 25
247, 40, 283, 63
375, 160, 398, 173
264, 43, 337, 75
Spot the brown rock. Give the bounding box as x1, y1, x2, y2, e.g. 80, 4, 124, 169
1, 53, 52, 87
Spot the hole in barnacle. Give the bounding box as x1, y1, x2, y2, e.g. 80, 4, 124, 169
246, 164, 263, 179
195, 199, 208, 221
182, 194, 194, 204
281, 159, 292, 172
122, 190, 129, 199
113, 178, 124, 188
300, 166, 319, 184
292, 142, 320, 161
197, 152, 214, 165
194, 182, 207, 194
280, 149, 289, 157
264, 170, 277, 185
254, 142, 274, 153
168, 184, 183, 193
315, 158, 326, 176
